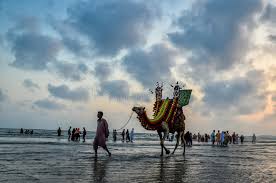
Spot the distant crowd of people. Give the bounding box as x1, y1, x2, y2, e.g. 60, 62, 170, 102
20, 128, 33, 135
194, 130, 257, 146
157, 130, 257, 147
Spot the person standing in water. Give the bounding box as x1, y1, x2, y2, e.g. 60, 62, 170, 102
121, 129, 125, 142
93, 111, 111, 157
252, 133, 256, 144
82, 127, 87, 142
57, 127, 61, 136
211, 130, 216, 145
68, 126, 72, 141
220, 131, 225, 146
216, 130, 221, 146
113, 129, 117, 142
126, 129, 130, 142
130, 128, 134, 142
71, 128, 76, 141
240, 134, 244, 144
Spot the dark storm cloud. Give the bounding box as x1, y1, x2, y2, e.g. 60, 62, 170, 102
23, 79, 40, 90
203, 70, 267, 114
67, 0, 158, 56
5, 16, 61, 70
169, 0, 263, 70
99, 80, 129, 99
123, 44, 176, 88
48, 84, 89, 102
53, 62, 88, 81
50, 18, 88, 57
8, 33, 61, 70
34, 98, 65, 110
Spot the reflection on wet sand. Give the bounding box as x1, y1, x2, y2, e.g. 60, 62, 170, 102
93, 156, 110, 182
157, 156, 187, 182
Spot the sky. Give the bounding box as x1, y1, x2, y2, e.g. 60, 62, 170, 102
0, 0, 276, 135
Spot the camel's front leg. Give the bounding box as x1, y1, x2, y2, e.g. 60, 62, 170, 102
172, 131, 182, 154
158, 130, 170, 156
182, 132, 186, 155
161, 122, 170, 155
157, 131, 164, 156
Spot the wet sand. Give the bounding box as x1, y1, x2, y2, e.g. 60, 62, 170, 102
0, 129, 276, 182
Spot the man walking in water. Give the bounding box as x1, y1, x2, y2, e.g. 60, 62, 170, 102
93, 111, 111, 157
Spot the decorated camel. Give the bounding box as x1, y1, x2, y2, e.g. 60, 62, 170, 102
132, 82, 192, 156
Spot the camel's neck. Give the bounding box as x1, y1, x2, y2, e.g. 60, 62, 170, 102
135, 98, 179, 131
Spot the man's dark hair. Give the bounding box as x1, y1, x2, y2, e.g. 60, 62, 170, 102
98, 111, 103, 116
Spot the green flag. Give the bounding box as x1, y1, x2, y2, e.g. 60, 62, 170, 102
179, 89, 192, 107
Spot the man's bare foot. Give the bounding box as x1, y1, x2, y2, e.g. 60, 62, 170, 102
108, 152, 111, 157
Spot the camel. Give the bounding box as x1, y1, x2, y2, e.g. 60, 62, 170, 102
132, 82, 190, 156
132, 105, 186, 156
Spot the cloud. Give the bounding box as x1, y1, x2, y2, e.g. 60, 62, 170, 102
98, 80, 150, 101
50, 18, 88, 57
6, 17, 61, 70
23, 79, 40, 90
34, 98, 65, 110
52, 61, 89, 81
99, 80, 129, 99
123, 44, 176, 88
268, 35, 276, 43
8, 32, 61, 70
203, 70, 267, 114
48, 84, 89, 102
0, 88, 7, 102
169, 0, 263, 70
66, 0, 158, 56
261, 3, 276, 23
94, 62, 112, 81
130, 92, 151, 102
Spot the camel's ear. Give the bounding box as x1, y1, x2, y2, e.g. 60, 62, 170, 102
143, 107, 145, 110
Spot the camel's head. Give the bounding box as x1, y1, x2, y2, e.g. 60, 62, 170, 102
132, 106, 145, 115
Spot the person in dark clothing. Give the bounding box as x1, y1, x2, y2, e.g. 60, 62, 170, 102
58, 127, 61, 136
113, 129, 117, 142
121, 129, 125, 142
83, 127, 87, 142
30, 130, 33, 135
184, 131, 192, 146
189, 132, 193, 146
20, 128, 23, 134
126, 129, 130, 142
68, 126, 72, 141
71, 128, 76, 141
240, 135, 244, 144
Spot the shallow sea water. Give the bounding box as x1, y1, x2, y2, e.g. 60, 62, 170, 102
0, 128, 276, 182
